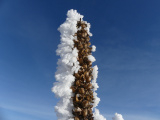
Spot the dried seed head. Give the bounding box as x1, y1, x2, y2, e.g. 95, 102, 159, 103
74, 116, 80, 120
85, 49, 89, 53
86, 37, 90, 42
75, 94, 82, 103
84, 44, 88, 49
86, 76, 92, 83
82, 100, 89, 108
88, 108, 92, 114
85, 71, 89, 78
88, 61, 92, 66
83, 64, 88, 69
76, 80, 81, 86
79, 58, 83, 64
82, 32, 87, 37
88, 42, 91, 46
78, 43, 83, 49
74, 73, 80, 78
74, 107, 82, 112
81, 38, 85, 42
71, 86, 76, 93
86, 95, 91, 101
82, 109, 88, 117
86, 83, 92, 89
79, 88, 85, 94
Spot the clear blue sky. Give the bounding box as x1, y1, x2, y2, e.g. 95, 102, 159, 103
0, 0, 160, 120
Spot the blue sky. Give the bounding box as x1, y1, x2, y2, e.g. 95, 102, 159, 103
0, 0, 160, 120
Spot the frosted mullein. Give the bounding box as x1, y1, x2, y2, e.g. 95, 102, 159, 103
52, 9, 106, 120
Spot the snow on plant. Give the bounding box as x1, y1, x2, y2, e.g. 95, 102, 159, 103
52, 9, 124, 120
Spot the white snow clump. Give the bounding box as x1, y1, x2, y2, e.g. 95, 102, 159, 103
52, 9, 83, 120
92, 45, 96, 52
88, 55, 96, 62
112, 113, 124, 120
94, 108, 106, 120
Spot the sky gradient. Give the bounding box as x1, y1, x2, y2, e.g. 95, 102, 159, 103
0, 0, 160, 120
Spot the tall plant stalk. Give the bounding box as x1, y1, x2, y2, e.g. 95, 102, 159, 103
71, 18, 94, 120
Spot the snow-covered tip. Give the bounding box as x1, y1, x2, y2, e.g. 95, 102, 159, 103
88, 55, 96, 62
92, 45, 96, 52
112, 113, 124, 120
93, 108, 106, 120
67, 9, 84, 21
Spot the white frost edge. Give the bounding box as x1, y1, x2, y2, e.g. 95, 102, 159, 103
52, 9, 83, 120
94, 108, 107, 120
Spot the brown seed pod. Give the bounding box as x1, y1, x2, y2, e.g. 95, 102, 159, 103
86, 95, 91, 101
78, 53, 83, 58
85, 91, 89, 95
82, 32, 88, 38
84, 44, 88, 49
86, 37, 90, 42
71, 86, 77, 93
81, 49, 85, 55
86, 76, 92, 83
82, 64, 88, 69
84, 118, 88, 120
85, 49, 89, 53
76, 80, 81, 86
78, 43, 83, 49
74, 73, 80, 78
81, 38, 85, 42
84, 71, 89, 78
83, 57, 88, 62
89, 105, 93, 108
90, 117, 94, 120
74, 116, 80, 120
79, 88, 85, 94
82, 108, 88, 117
88, 108, 92, 114
82, 100, 89, 108
86, 83, 92, 89
77, 31, 82, 36
80, 74, 85, 81
75, 94, 82, 103
78, 70, 83, 75
74, 107, 82, 112
88, 42, 91, 46
88, 61, 92, 66
79, 58, 83, 64
89, 68, 93, 72
88, 90, 93, 95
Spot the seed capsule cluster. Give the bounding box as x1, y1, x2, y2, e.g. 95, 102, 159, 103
71, 19, 94, 120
